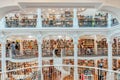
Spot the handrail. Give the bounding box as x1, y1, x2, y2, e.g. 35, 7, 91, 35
2, 65, 120, 74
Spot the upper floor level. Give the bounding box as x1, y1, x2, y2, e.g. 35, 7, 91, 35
0, 8, 119, 29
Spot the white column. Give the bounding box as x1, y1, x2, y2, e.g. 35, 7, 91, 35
1, 37, 6, 80
37, 35, 43, 80
37, 8, 42, 28
73, 36, 78, 80
107, 37, 113, 70
73, 8, 79, 28
107, 14, 112, 28
106, 37, 113, 80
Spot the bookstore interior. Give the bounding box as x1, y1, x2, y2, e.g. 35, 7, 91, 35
0, 0, 120, 80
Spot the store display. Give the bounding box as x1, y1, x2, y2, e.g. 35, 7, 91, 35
113, 59, 118, 70
6, 39, 38, 59
22, 40, 38, 57
6, 61, 38, 80
63, 59, 74, 65
42, 66, 61, 80
42, 8, 73, 27
78, 13, 108, 27
5, 13, 37, 27
97, 38, 108, 55
97, 59, 108, 69
78, 60, 95, 67
117, 38, 120, 55
78, 39, 95, 56
42, 60, 53, 65
42, 36, 74, 57
112, 38, 117, 55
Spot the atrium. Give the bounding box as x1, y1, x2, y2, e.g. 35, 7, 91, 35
0, 0, 120, 80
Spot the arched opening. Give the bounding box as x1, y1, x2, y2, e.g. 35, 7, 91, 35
42, 35, 73, 57
6, 35, 38, 59
42, 35, 74, 80
78, 34, 108, 56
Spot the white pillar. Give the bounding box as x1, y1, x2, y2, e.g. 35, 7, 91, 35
1, 37, 6, 80
73, 36, 78, 80
73, 8, 79, 28
37, 35, 43, 80
107, 14, 112, 28
106, 37, 113, 80
107, 37, 113, 70
37, 8, 42, 28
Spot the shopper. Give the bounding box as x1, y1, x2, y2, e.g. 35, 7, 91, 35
15, 41, 20, 56
11, 42, 16, 57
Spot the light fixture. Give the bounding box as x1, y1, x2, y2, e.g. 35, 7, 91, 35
28, 35, 32, 38
58, 36, 62, 39
78, 8, 87, 12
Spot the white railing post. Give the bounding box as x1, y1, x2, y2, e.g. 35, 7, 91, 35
107, 14, 112, 28
37, 8, 42, 28
1, 35, 6, 80
37, 35, 43, 80
73, 8, 79, 28
73, 35, 78, 80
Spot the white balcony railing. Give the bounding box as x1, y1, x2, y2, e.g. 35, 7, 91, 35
2, 65, 120, 80
1, 8, 119, 29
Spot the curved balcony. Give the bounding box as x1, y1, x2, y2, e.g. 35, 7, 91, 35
4, 65, 120, 80
1, 8, 119, 29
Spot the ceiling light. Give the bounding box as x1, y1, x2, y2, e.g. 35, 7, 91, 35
28, 35, 32, 38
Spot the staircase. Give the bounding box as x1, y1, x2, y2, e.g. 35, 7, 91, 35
53, 49, 70, 79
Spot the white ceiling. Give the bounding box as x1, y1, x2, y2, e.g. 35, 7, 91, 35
0, 0, 120, 20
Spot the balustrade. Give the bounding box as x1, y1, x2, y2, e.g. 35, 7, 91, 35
2, 65, 120, 80
1, 8, 118, 28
